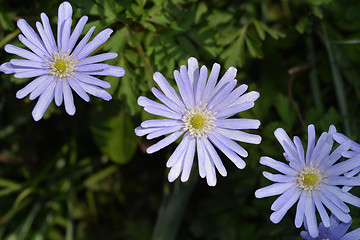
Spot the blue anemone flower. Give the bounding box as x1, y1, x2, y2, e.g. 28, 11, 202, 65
135, 57, 261, 186
255, 124, 360, 238
0, 1, 125, 121
301, 214, 360, 240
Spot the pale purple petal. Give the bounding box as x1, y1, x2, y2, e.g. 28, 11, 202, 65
76, 53, 118, 66
147, 131, 183, 154
68, 16, 88, 53
32, 80, 56, 121
180, 137, 196, 182
63, 78, 75, 115
16, 75, 49, 99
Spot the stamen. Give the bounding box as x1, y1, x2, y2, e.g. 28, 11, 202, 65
297, 163, 327, 194
47, 50, 77, 78
182, 104, 216, 138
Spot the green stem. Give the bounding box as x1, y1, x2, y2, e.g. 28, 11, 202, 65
305, 35, 323, 109
152, 173, 198, 240
321, 22, 350, 135
0, 29, 20, 48
129, 28, 154, 88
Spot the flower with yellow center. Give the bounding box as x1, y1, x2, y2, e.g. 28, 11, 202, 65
256, 124, 360, 238
48, 51, 77, 79
0, 1, 125, 121
297, 163, 326, 193
182, 105, 215, 138
136, 57, 261, 186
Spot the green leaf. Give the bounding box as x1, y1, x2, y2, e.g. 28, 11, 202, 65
83, 165, 118, 187
91, 103, 140, 164
253, 20, 266, 40
295, 17, 311, 34
194, 2, 208, 24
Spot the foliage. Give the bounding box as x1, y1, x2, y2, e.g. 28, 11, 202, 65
0, 0, 360, 239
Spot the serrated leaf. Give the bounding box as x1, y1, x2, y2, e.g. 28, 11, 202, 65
245, 35, 263, 58
195, 2, 208, 24
253, 20, 266, 40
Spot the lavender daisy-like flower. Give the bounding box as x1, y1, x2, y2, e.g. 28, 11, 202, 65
135, 57, 261, 186
255, 124, 360, 238
301, 214, 360, 240
0, 1, 125, 121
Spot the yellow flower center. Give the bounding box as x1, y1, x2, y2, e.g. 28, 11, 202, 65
48, 51, 77, 78
182, 105, 216, 138
297, 163, 326, 193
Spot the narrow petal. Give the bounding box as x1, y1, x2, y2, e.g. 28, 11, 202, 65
73, 72, 111, 88
326, 154, 360, 176
68, 77, 89, 102
76, 29, 113, 59
141, 119, 181, 128
211, 66, 237, 97
16, 75, 49, 99
318, 190, 351, 223
147, 131, 183, 154
77, 64, 109, 72
30, 76, 53, 100
196, 137, 206, 178
204, 151, 217, 186
322, 140, 352, 170
54, 79, 63, 106
211, 84, 248, 112
208, 133, 246, 169
57, 1, 73, 50
62, 79, 76, 115
60, 18, 72, 52
180, 137, 196, 182
77, 81, 112, 101
229, 91, 260, 106
203, 137, 227, 176
215, 101, 254, 119
18, 34, 48, 59
263, 171, 294, 183
270, 187, 301, 223
40, 13, 56, 50
195, 65, 207, 105
35, 22, 53, 55
135, 126, 161, 137
147, 125, 183, 140
294, 136, 305, 166
71, 26, 96, 57
295, 191, 307, 228
216, 119, 260, 130
10, 59, 46, 69
32, 80, 56, 121
306, 124, 316, 163
201, 63, 220, 104
14, 69, 48, 78
211, 131, 248, 157
271, 185, 299, 211
166, 134, 190, 168
17, 19, 47, 53
255, 182, 294, 198
187, 57, 199, 90
259, 156, 298, 176
274, 128, 299, 163
313, 191, 330, 227
151, 87, 183, 113
207, 80, 237, 108
76, 52, 118, 66
342, 228, 360, 240
168, 150, 185, 182
5, 44, 43, 62
153, 72, 185, 109
85, 65, 125, 77
215, 128, 262, 144
68, 16, 88, 53
304, 195, 319, 238
174, 69, 193, 109
310, 132, 333, 167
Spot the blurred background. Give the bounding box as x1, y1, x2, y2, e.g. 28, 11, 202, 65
0, 0, 360, 239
